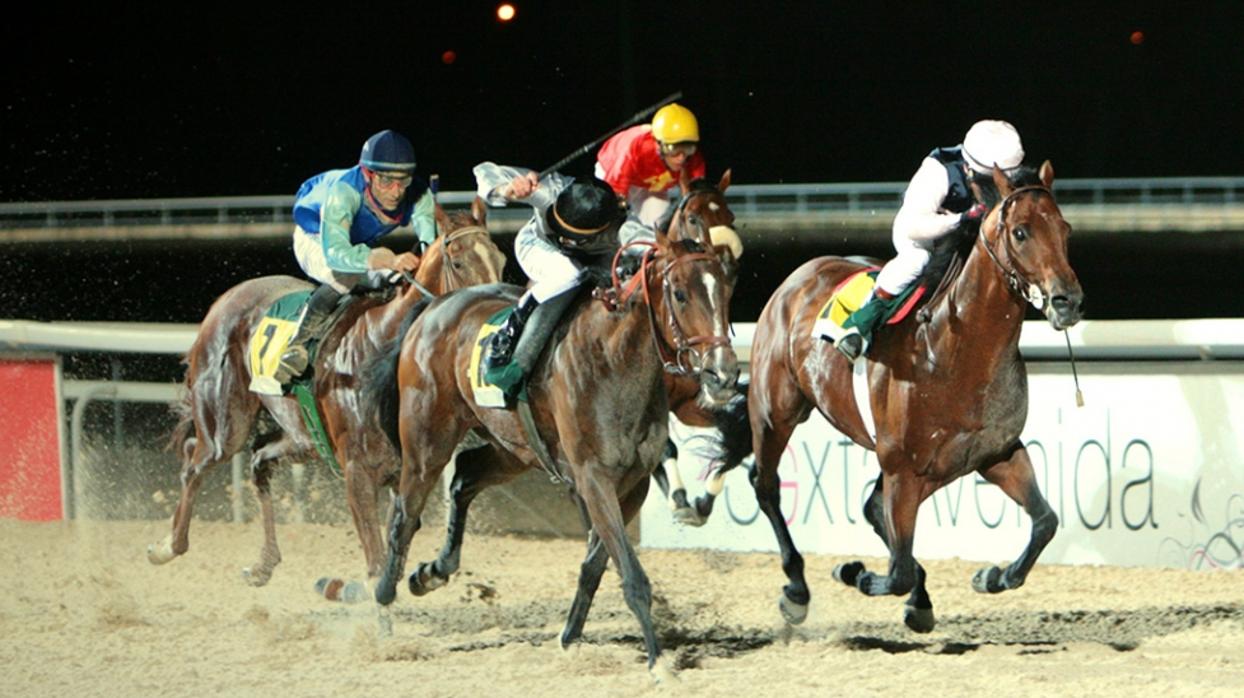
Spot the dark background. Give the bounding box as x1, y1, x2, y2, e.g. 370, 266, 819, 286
1, 2, 1242, 335
3, 2, 1242, 200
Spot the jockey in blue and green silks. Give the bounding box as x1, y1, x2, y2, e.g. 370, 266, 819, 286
278, 129, 436, 381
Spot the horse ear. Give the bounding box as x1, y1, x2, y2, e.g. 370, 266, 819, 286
1039, 160, 1055, 190
679, 166, 691, 196
718, 168, 732, 192
991, 165, 1013, 198
434, 203, 451, 230
471, 196, 488, 226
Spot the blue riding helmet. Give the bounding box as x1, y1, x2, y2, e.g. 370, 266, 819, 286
360, 130, 416, 173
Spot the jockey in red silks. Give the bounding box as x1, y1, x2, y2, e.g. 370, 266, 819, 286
595, 102, 707, 228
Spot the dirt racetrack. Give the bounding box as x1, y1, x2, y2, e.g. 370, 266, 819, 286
2, 517, 1242, 696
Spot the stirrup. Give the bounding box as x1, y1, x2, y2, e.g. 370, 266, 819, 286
279, 344, 310, 378
485, 331, 518, 370
836, 331, 866, 362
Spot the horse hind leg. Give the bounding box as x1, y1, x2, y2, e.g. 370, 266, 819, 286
833, 478, 935, 632
972, 444, 1058, 593
752, 420, 810, 625
655, 439, 704, 527
409, 442, 523, 596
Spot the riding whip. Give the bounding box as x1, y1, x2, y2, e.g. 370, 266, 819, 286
1064, 330, 1085, 407
538, 91, 684, 179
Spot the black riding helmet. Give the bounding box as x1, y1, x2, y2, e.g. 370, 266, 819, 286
545, 177, 626, 255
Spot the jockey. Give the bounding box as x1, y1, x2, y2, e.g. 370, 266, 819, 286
474, 162, 651, 393
595, 102, 707, 228
278, 129, 435, 381
836, 119, 1024, 362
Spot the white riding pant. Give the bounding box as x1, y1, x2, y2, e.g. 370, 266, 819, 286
293, 225, 388, 294
873, 229, 933, 296
595, 162, 674, 228
514, 225, 583, 302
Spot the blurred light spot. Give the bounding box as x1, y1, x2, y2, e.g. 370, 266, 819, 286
1130, 30, 1144, 46
497, 3, 516, 22
442, 50, 457, 65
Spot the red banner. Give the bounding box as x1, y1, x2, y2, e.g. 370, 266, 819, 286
0, 358, 64, 521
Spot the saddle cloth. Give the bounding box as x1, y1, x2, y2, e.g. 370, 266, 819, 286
247, 290, 311, 396
810, 269, 926, 343
468, 307, 513, 409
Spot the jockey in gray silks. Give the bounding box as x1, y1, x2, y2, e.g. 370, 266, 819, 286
473, 162, 652, 395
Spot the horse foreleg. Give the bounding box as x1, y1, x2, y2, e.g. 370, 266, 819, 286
834, 478, 935, 632
577, 474, 670, 679
752, 422, 810, 625
375, 489, 422, 606
345, 462, 385, 579
973, 443, 1058, 593
241, 457, 283, 587
410, 444, 520, 596
560, 479, 650, 648
657, 439, 703, 526
853, 472, 923, 599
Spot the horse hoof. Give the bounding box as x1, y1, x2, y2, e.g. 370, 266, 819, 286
779, 593, 809, 625
671, 506, 706, 527
649, 655, 680, 685
408, 563, 448, 596
903, 604, 936, 633
241, 566, 272, 587
559, 627, 580, 651
832, 561, 865, 587
374, 579, 397, 606
972, 566, 1005, 594
146, 538, 176, 565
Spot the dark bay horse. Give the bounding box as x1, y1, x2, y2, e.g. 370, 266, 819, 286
147, 201, 506, 585
363, 228, 738, 680
744, 162, 1083, 631
396, 173, 749, 611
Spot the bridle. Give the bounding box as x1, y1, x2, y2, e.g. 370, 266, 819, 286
436, 225, 491, 293
977, 185, 1054, 311
607, 241, 732, 377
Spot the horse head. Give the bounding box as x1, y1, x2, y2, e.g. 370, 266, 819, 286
423, 198, 507, 294
662, 170, 742, 278
642, 227, 740, 407
979, 161, 1085, 330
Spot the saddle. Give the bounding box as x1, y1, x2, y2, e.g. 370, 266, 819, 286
247, 290, 361, 396
811, 269, 926, 345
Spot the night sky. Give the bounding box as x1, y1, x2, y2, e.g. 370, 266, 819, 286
3, 2, 1242, 203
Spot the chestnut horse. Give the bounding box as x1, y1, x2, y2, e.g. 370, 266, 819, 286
147, 201, 505, 586
362, 229, 738, 679
396, 173, 750, 615
745, 162, 1083, 631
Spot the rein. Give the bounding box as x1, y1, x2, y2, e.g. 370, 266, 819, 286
606, 241, 731, 376
978, 185, 1052, 311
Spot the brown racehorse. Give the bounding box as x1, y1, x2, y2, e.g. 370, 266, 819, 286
744, 162, 1083, 632
147, 201, 505, 586
396, 172, 750, 611
362, 228, 738, 680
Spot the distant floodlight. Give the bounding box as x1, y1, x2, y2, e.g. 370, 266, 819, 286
497, 3, 516, 22
1130, 30, 1144, 46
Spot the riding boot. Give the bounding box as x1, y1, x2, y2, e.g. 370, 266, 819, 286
485, 293, 539, 371
837, 287, 897, 362
278, 284, 341, 379
485, 287, 579, 396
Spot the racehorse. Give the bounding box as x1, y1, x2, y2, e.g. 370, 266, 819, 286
147, 201, 506, 586
394, 173, 751, 612
743, 162, 1083, 631
362, 225, 738, 679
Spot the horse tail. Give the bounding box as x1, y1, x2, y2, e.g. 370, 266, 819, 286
709, 378, 753, 475
166, 372, 196, 464
361, 297, 433, 451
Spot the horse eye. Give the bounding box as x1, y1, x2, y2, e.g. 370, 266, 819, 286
1013, 226, 1028, 242
674, 289, 688, 303
452, 261, 463, 270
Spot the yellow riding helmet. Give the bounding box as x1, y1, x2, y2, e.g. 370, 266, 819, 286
651, 103, 700, 144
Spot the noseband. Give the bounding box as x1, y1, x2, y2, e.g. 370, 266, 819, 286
608, 241, 732, 377
978, 185, 1053, 311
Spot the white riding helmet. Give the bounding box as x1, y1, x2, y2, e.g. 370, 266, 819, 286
962, 120, 1024, 174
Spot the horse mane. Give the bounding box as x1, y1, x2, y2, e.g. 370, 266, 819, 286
915, 165, 1043, 294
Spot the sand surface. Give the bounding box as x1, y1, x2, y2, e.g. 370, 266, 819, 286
2, 517, 1242, 697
